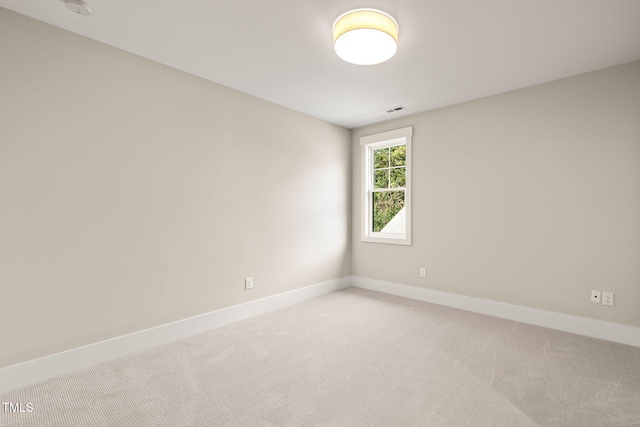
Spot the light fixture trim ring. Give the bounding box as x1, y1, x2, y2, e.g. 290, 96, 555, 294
332, 8, 399, 34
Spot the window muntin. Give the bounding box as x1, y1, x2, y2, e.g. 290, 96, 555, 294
361, 127, 412, 245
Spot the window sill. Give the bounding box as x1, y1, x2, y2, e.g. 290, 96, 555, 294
362, 234, 411, 246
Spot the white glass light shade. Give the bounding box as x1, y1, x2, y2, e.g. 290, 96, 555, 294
333, 9, 398, 65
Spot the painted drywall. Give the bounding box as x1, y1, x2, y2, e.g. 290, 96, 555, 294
0, 8, 351, 368
352, 61, 640, 327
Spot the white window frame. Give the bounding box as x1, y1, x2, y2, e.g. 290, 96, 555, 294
360, 126, 412, 245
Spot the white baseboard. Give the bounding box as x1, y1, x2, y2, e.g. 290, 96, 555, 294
352, 276, 640, 348
0, 277, 351, 395
4, 275, 637, 395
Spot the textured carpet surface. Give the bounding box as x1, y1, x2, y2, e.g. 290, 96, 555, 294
2, 287, 640, 426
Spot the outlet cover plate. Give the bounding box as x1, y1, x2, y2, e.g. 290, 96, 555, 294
591, 290, 600, 303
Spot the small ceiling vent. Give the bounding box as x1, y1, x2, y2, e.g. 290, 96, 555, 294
65, 0, 93, 16
385, 105, 406, 113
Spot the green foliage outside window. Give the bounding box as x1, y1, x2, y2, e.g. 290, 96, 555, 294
372, 145, 406, 232
372, 191, 405, 232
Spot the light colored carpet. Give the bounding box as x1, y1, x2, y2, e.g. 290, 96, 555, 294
2, 287, 640, 426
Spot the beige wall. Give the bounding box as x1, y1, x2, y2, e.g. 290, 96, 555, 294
0, 9, 351, 368
353, 61, 640, 327
2, 7, 639, 370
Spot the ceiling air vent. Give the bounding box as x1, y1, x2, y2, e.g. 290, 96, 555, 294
385, 105, 406, 113
65, 0, 93, 16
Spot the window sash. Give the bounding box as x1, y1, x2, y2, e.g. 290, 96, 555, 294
371, 187, 406, 193
369, 188, 405, 234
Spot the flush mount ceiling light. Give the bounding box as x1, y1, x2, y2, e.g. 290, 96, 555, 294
333, 9, 398, 65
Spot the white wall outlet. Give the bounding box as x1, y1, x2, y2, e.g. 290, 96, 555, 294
602, 292, 614, 306
420, 267, 426, 278
245, 277, 254, 290
590, 290, 600, 303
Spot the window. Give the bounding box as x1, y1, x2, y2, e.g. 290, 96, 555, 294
361, 126, 412, 245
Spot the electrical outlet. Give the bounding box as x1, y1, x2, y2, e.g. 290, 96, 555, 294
420, 267, 426, 278
590, 290, 600, 303
602, 292, 614, 306
245, 277, 254, 290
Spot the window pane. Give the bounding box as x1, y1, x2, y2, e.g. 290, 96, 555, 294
374, 148, 389, 169
390, 167, 405, 188
374, 169, 389, 189
390, 145, 406, 167
372, 190, 405, 233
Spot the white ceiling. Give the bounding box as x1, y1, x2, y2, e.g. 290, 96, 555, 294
2, 0, 640, 129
